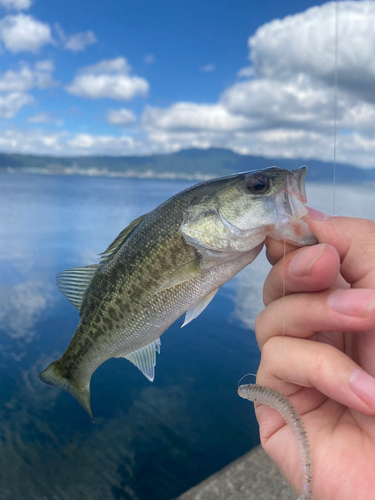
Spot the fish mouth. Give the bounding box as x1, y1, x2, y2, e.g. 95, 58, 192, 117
282, 166, 309, 220
288, 166, 308, 203
269, 166, 318, 246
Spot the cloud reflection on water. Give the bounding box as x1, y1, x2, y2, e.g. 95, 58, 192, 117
0, 352, 196, 500
0, 281, 54, 343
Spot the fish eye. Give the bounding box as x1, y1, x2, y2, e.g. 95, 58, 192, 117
245, 173, 270, 194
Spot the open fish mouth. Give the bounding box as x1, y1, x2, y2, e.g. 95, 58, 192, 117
282, 167, 308, 219
282, 167, 309, 219
288, 166, 308, 203
269, 166, 318, 246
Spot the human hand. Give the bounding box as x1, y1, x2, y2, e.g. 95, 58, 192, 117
255, 210, 375, 500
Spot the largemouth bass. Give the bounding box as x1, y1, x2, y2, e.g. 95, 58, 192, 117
40, 166, 317, 419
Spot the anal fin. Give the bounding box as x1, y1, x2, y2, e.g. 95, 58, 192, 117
122, 339, 161, 382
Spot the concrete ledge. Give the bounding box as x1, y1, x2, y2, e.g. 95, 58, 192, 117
176, 445, 296, 500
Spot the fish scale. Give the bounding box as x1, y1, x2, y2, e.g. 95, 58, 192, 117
40, 166, 317, 419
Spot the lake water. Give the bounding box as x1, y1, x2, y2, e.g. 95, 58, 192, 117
0, 171, 374, 500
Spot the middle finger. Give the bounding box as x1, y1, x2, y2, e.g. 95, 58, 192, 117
256, 288, 375, 350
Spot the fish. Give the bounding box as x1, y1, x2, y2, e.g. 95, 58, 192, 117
238, 384, 313, 500
40, 166, 317, 419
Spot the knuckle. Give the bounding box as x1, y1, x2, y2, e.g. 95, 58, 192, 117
261, 336, 280, 361
313, 343, 331, 375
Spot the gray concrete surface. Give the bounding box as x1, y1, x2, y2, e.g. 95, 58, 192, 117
176, 445, 296, 500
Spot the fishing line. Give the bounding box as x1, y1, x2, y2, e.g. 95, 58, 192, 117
237, 372, 279, 387
281, 236, 287, 371
237, 373, 257, 387
332, 1, 340, 215
282, 236, 286, 337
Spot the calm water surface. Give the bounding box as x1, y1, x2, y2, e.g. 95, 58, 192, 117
0, 173, 262, 500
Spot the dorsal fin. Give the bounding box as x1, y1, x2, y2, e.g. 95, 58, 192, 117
56, 264, 99, 311
56, 214, 147, 312
99, 213, 147, 263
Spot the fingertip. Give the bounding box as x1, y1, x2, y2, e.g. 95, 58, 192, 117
304, 206, 331, 221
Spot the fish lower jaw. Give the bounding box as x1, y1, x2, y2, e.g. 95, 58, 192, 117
268, 219, 317, 246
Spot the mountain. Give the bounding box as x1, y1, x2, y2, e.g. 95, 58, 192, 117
0, 148, 374, 183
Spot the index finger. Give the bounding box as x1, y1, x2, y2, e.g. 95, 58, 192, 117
305, 210, 375, 289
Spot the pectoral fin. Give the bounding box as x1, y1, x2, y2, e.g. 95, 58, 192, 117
181, 288, 218, 327
122, 338, 161, 382
154, 257, 203, 294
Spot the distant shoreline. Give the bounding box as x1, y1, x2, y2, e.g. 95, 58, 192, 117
1, 147, 374, 184
4, 166, 214, 181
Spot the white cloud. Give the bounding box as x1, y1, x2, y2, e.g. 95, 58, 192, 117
143, 102, 252, 132
0, 0, 31, 10
0, 14, 54, 53
83, 57, 132, 74
0, 61, 57, 118
0, 61, 57, 92
0, 128, 147, 156
54, 23, 97, 52
65, 57, 149, 100
67, 133, 139, 155
65, 30, 96, 52
1, 1, 375, 168
199, 63, 215, 73
27, 111, 60, 124
222, 75, 336, 130
139, 1, 375, 168
143, 53, 156, 64
237, 66, 254, 78
106, 108, 136, 125
249, 1, 375, 101
0, 129, 67, 154
0, 92, 33, 118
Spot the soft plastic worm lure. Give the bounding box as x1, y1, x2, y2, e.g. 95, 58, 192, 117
238, 383, 313, 500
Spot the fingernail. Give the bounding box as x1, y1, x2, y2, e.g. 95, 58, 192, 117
328, 289, 375, 318
289, 244, 326, 277
304, 206, 331, 221
350, 369, 375, 410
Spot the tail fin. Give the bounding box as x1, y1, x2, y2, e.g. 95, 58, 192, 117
39, 361, 93, 421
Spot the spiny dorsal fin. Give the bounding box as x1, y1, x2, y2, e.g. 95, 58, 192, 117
56, 264, 99, 311
56, 214, 147, 311
122, 338, 161, 381
99, 213, 147, 263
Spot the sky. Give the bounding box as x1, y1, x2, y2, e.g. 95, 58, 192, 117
0, 0, 375, 167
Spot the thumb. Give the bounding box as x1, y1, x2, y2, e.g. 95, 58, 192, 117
304, 209, 375, 289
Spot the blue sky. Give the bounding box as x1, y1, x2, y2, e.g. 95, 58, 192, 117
0, 0, 375, 167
